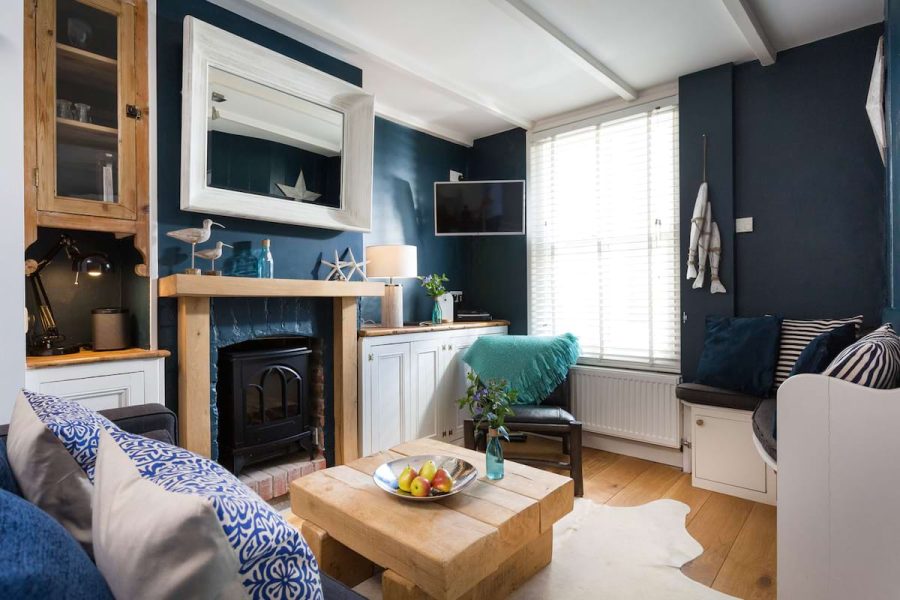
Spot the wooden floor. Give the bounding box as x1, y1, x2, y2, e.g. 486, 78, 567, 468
503, 437, 777, 600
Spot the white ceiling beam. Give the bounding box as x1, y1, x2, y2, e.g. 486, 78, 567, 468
492, 0, 637, 101
720, 0, 776, 66
237, 0, 533, 130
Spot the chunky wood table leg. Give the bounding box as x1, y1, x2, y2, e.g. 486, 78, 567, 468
302, 519, 375, 587
383, 570, 433, 600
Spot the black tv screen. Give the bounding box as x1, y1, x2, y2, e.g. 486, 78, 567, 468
434, 180, 525, 236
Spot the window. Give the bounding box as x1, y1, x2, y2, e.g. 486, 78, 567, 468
527, 100, 680, 372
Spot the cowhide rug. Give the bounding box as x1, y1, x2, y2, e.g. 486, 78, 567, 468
353, 499, 739, 599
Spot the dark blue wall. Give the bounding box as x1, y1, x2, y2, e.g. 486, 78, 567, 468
360, 118, 471, 325
679, 65, 736, 382
466, 128, 528, 334
156, 1, 476, 461
886, 0, 900, 310
679, 24, 886, 379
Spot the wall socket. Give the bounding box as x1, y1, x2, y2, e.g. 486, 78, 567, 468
449, 170, 463, 182
735, 217, 754, 233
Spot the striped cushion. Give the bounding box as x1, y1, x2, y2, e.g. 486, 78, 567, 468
822, 324, 900, 389
775, 316, 863, 385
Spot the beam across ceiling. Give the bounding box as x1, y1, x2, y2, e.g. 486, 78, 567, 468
720, 0, 776, 66
492, 0, 637, 101
239, 0, 533, 130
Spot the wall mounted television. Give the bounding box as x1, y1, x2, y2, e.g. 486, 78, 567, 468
434, 180, 526, 236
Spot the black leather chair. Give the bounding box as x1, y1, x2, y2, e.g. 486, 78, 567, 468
464, 375, 583, 496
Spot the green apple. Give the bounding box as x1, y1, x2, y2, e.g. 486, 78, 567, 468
419, 459, 438, 482
397, 465, 418, 492
410, 475, 432, 498
431, 468, 453, 493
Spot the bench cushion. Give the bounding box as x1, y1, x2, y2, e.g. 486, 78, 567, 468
752, 398, 777, 462
675, 383, 762, 412
506, 405, 576, 425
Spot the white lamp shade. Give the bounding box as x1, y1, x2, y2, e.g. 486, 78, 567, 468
366, 245, 417, 279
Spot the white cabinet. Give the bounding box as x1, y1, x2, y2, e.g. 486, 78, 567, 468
685, 402, 776, 505
25, 357, 165, 411
359, 325, 507, 456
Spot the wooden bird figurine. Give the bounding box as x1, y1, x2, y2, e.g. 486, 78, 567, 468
167, 219, 224, 272
193, 241, 232, 274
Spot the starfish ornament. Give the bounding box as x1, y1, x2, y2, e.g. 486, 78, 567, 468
320, 249, 350, 281
342, 247, 370, 282
277, 170, 321, 202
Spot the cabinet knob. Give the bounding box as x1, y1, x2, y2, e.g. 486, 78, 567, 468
442, 344, 446, 350
448, 344, 453, 350
696, 419, 704, 427
368, 353, 373, 361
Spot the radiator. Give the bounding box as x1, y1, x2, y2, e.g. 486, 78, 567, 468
572, 366, 682, 448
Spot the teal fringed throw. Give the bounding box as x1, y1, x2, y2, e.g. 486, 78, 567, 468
462, 334, 580, 405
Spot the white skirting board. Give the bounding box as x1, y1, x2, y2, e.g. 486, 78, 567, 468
582, 430, 684, 468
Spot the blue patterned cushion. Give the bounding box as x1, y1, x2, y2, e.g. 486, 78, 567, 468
822, 324, 900, 388
7, 390, 117, 550
0, 488, 113, 599
95, 428, 322, 599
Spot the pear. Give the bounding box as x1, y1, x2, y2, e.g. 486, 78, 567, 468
419, 459, 438, 482
397, 465, 417, 492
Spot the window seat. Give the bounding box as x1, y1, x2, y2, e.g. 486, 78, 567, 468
675, 382, 763, 412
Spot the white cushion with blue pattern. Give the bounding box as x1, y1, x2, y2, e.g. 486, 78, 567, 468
93, 427, 323, 600
822, 324, 900, 389
6, 390, 116, 551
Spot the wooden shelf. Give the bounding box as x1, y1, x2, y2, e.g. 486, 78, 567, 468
27, 347, 170, 370
359, 320, 511, 337
159, 274, 385, 298
57, 117, 117, 148
57, 43, 117, 88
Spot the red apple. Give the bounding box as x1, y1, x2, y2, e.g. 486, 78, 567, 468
431, 468, 453, 493
410, 475, 432, 497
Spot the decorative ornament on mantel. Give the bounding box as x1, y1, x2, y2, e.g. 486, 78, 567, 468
277, 170, 321, 202
320, 247, 369, 282
166, 219, 225, 275
194, 241, 233, 276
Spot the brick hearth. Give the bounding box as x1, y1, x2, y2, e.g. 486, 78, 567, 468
239, 454, 327, 501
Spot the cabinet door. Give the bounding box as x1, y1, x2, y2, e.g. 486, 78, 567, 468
409, 339, 441, 442
37, 371, 144, 411
35, 0, 138, 220
363, 343, 409, 455
693, 410, 768, 493
439, 334, 480, 443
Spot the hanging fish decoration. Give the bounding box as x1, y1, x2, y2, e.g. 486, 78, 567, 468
693, 202, 713, 289
709, 222, 726, 294
686, 182, 708, 279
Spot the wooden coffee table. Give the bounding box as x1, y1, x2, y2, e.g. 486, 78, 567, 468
290, 437, 574, 600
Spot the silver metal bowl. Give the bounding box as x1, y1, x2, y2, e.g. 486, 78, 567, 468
372, 454, 478, 501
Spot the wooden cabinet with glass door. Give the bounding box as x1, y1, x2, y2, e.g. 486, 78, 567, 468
25, 0, 149, 275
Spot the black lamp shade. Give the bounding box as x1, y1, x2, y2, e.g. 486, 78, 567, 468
73, 253, 113, 276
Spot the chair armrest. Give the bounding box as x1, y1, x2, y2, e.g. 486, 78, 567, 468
0, 403, 177, 445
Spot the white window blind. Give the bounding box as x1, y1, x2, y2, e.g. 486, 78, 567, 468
528, 101, 680, 372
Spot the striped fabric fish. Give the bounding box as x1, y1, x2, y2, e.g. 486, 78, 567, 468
774, 316, 863, 386
823, 324, 900, 389
692, 201, 712, 289
686, 182, 708, 279
709, 222, 726, 294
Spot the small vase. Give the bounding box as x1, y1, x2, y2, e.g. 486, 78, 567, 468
431, 299, 442, 324
486, 429, 504, 480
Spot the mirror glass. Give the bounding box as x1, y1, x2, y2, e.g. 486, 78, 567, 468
205, 67, 344, 209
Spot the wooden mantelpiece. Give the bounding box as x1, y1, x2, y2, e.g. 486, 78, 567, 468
159, 275, 384, 464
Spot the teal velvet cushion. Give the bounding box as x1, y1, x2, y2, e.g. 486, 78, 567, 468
788, 323, 857, 377
695, 316, 782, 398
0, 488, 112, 599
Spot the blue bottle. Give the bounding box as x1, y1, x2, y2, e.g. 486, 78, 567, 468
257, 239, 274, 278
224, 241, 258, 277
485, 430, 504, 480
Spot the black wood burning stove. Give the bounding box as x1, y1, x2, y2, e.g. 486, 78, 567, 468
217, 338, 314, 476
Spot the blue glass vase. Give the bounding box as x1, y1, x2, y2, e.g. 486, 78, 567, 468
486, 431, 504, 480
431, 299, 442, 324
224, 241, 259, 277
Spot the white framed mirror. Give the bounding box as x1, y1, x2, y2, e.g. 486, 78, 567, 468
181, 17, 374, 231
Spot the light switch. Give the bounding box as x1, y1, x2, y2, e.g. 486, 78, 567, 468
736, 217, 754, 233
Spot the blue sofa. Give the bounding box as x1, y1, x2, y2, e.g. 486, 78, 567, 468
0, 403, 361, 599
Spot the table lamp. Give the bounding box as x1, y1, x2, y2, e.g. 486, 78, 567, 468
366, 245, 417, 327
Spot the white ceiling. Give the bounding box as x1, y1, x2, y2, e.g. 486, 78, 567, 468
214, 0, 883, 146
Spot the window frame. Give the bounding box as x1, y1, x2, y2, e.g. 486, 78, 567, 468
525, 95, 681, 374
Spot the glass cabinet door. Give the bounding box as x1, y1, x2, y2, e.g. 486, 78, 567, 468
36, 0, 136, 220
